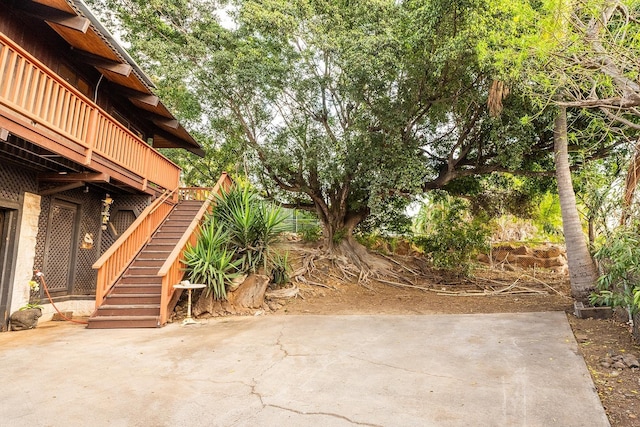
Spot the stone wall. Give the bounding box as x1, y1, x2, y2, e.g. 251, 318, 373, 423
478, 244, 568, 272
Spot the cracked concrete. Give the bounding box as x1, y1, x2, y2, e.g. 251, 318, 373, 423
0, 313, 608, 426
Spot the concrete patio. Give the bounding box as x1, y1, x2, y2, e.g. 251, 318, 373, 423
0, 312, 609, 426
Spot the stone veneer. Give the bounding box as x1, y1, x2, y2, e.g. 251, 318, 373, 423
9, 192, 41, 314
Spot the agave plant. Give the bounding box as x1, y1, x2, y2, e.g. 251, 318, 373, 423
183, 221, 242, 300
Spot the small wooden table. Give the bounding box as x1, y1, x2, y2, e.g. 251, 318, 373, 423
173, 281, 206, 325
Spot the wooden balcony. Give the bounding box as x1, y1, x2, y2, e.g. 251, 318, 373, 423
0, 32, 181, 193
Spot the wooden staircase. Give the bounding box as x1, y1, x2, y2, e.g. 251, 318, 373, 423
87, 200, 203, 328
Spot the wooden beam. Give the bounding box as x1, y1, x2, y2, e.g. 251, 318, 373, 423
110, 85, 159, 107
38, 172, 110, 183
39, 181, 84, 196
153, 129, 205, 157
19, 2, 90, 33
72, 50, 132, 77
147, 114, 179, 129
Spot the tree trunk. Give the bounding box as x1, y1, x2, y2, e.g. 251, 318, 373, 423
554, 106, 599, 302
319, 208, 391, 273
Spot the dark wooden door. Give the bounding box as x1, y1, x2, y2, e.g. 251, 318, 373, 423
43, 200, 79, 295
0, 208, 17, 331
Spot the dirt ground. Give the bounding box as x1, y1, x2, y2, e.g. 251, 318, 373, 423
256, 244, 640, 427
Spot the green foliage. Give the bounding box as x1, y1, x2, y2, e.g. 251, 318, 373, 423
532, 192, 563, 241
413, 192, 490, 271
301, 225, 322, 243
183, 222, 242, 300
591, 226, 640, 314
269, 251, 290, 286
573, 157, 626, 242
91, 0, 561, 245
332, 229, 348, 245
19, 302, 43, 311
212, 183, 287, 272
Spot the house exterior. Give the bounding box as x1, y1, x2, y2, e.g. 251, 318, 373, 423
0, 0, 208, 330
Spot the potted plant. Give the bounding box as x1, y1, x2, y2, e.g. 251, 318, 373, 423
9, 280, 43, 331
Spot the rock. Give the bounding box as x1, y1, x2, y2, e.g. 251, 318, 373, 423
600, 362, 611, 369
193, 291, 214, 317
622, 354, 640, 368
10, 308, 42, 331
228, 274, 247, 292
52, 311, 72, 321
227, 274, 270, 309
612, 361, 627, 370
574, 333, 589, 343
267, 301, 279, 311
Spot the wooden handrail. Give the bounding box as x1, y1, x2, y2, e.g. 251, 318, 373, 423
158, 173, 232, 324
0, 32, 181, 192
92, 187, 178, 269
92, 187, 179, 306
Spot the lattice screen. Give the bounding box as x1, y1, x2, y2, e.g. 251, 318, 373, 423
74, 189, 101, 295
34, 189, 150, 297
44, 201, 75, 293
0, 163, 38, 202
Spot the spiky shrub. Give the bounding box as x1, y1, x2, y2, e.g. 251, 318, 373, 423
212, 183, 287, 273
183, 221, 242, 300
269, 251, 291, 286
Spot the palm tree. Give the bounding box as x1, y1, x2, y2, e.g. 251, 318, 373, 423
554, 106, 599, 302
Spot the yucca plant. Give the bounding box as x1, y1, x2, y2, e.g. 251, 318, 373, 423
269, 251, 291, 286
213, 183, 286, 272
183, 221, 242, 300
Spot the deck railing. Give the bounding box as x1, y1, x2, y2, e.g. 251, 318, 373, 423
92, 188, 179, 306
0, 33, 181, 191
158, 173, 232, 324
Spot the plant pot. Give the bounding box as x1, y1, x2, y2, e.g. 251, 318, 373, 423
573, 301, 613, 319
9, 308, 42, 331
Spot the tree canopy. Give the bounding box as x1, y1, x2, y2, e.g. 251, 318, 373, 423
89, 0, 567, 252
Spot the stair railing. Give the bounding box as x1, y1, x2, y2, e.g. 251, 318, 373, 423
92, 187, 180, 307
157, 173, 232, 324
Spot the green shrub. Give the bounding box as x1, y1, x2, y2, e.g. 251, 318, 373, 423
413, 193, 490, 272
591, 226, 640, 315
301, 225, 322, 242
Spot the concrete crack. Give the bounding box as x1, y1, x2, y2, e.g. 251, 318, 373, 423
276, 329, 290, 357
348, 355, 467, 382
266, 403, 384, 427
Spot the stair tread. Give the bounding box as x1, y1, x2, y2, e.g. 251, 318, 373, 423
99, 304, 160, 309
107, 293, 161, 297
122, 274, 162, 278
89, 315, 159, 321
116, 283, 162, 286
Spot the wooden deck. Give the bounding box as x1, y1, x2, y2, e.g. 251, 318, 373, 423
0, 32, 181, 194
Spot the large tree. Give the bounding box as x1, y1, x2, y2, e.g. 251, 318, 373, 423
95, 0, 560, 270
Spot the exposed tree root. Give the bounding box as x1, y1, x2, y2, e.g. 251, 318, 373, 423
288, 239, 423, 293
